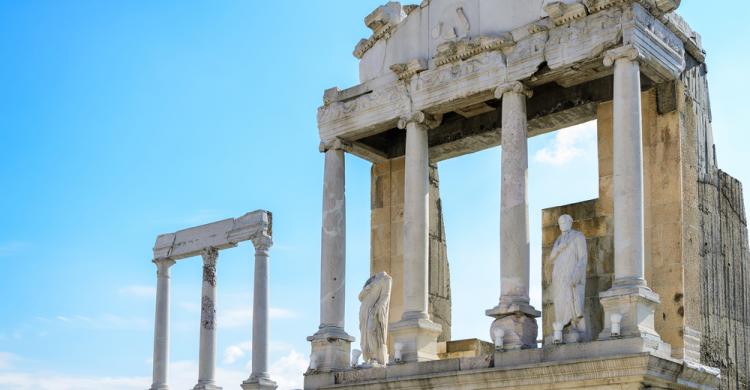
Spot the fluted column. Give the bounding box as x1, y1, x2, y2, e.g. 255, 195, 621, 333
194, 248, 221, 390
390, 111, 442, 363
486, 82, 540, 351
598, 45, 662, 343
150, 258, 175, 390
242, 235, 277, 390
307, 139, 354, 372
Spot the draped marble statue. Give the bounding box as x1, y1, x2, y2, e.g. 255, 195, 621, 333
358, 272, 392, 366
549, 215, 588, 343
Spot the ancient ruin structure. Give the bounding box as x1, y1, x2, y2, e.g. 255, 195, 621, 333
306, 0, 750, 389
147, 210, 278, 390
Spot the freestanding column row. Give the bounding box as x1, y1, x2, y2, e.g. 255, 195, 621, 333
195, 248, 221, 390
598, 45, 662, 342
486, 82, 540, 350
150, 258, 176, 390
390, 112, 443, 363
307, 140, 354, 372
242, 235, 277, 390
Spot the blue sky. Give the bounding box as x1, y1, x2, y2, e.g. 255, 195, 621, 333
0, 1, 747, 389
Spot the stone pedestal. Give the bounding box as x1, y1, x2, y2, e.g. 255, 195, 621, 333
598, 286, 662, 343
389, 317, 443, 363
308, 332, 354, 372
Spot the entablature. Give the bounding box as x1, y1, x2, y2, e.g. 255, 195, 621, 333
319, 1, 699, 163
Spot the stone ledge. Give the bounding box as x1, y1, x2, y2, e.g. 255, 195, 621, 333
304, 339, 719, 389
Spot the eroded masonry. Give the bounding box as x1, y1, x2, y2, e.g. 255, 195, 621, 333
306, 1, 750, 389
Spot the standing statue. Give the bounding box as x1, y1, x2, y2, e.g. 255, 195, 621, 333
358, 272, 392, 366
549, 214, 588, 343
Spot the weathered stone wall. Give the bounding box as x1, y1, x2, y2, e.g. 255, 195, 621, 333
371, 157, 452, 343
680, 62, 750, 390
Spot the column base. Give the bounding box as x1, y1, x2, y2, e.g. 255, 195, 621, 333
241, 375, 278, 390
192, 383, 222, 390
389, 316, 442, 363
486, 299, 541, 350
307, 326, 355, 372
148, 385, 168, 390
598, 284, 663, 345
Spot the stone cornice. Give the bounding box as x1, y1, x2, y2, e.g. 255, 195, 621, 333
433, 36, 514, 67
390, 59, 428, 81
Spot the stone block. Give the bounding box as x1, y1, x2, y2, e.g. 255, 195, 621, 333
389, 318, 443, 363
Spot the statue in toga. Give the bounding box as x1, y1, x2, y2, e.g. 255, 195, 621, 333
549, 214, 588, 343
358, 271, 392, 366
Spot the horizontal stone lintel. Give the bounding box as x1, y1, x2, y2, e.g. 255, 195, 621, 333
152, 210, 272, 261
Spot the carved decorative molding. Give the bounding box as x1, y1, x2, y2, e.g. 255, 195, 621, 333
251, 234, 273, 253
319, 138, 350, 153
354, 2, 407, 59
390, 59, 428, 81
603, 45, 642, 67
397, 111, 443, 130
544, 2, 588, 27
433, 35, 513, 67
495, 82, 533, 99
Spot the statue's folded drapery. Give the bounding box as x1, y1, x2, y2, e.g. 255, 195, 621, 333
550, 221, 588, 332
358, 272, 392, 365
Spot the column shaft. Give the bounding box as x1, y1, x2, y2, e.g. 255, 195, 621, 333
320, 147, 346, 329
612, 56, 646, 286
307, 141, 353, 372
486, 83, 539, 351
150, 258, 175, 390
500, 91, 530, 303
402, 121, 430, 319
252, 239, 270, 378
195, 248, 220, 390
243, 236, 277, 390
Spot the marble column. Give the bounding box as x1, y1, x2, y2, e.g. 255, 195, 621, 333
598, 45, 662, 343
242, 235, 277, 390
194, 248, 221, 390
390, 112, 442, 363
307, 140, 354, 372
486, 82, 540, 350
150, 258, 176, 390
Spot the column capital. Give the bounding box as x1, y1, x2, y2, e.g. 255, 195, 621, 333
319, 138, 351, 153
495, 81, 533, 99
153, 258, 176, 278
200, 247, 219, 266
397, 111, 443, 130
603, 45, 643, 67
251, 234, 273, 252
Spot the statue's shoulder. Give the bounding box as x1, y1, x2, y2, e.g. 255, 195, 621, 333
571, 229, 587, 241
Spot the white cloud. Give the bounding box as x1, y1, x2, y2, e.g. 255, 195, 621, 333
222, 341, 251, 365
0, 349, 306, 390
269, 350, 308, 390
118, 285, 156, 299
534, 121, 597, 166
0, 352, 19, 370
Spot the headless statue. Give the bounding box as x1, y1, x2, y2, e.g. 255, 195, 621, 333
549, 214, 588, 343
358, 272, 392, 366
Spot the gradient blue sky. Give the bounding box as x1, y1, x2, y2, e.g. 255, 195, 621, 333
0, 1, 747, 389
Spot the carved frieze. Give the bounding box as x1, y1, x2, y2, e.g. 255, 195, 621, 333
545, 2, 589, 27
433, 35, 513, 67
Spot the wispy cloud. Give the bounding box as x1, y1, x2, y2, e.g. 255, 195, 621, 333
0, 352, 20, 370
118, 285, 156, 299
53, 314, 150, 331
0, 241, 29, 258
534, 121, 597, 166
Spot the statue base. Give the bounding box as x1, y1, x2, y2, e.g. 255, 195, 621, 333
486, 299, 541, 350
389, 315, 442, 363
307, 326, 355, 372
598, 284, 662, 342
241, 375, 278, 390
